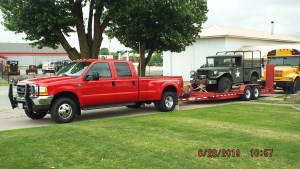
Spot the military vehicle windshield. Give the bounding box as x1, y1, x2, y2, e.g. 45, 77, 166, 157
268, 56, 300, 66
206, 57, 242, 67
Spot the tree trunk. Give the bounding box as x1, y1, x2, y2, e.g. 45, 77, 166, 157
54, 29, 80, 60
137, 43, 154, 77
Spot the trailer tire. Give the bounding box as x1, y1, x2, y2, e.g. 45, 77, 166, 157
50, 97, 77, 123
218, 77, 231, 92
24, 109, 47, 119
241, 86, 252, 101
251, 86, 260, 100
158, 92, 177, 112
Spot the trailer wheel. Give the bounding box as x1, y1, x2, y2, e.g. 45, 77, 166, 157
251, 86, 260, 100
126, 102, 142, 108
24, 109, 47, 119
158, 92, 178, 112
241, 86, 252, 101
218, 77, 231, 92
50, 97, 77, 123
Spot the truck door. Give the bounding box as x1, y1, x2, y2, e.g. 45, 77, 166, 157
82, 62, 116, 106
231, 57, 243, 83
114, 62, 139, 103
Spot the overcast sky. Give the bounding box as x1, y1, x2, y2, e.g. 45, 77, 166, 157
1, 0, 300, 51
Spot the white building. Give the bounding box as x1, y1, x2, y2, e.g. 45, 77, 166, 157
163, 26, 300, 81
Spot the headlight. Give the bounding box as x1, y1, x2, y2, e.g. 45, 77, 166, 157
38, 86, 49, 96
190, 70, 196, 76
213, 70, 218, 75
31, 84, 48, 96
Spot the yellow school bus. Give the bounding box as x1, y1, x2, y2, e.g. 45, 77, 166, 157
264, 48, 300, 93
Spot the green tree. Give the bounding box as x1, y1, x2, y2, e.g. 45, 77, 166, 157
99, 48, 109, 55
107, 0, 208, 76
149, 52, 163, 66
0, 0, 131, 60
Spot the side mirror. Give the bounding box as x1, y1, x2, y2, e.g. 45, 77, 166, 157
92, 71, 100, 80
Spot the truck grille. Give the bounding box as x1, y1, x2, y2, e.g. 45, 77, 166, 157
274, 70, 283, 77
17, 84, 31, 97
197, 70, 210, 75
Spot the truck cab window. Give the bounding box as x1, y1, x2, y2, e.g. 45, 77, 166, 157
87, 62, 111, 78
114, 62, 132, 77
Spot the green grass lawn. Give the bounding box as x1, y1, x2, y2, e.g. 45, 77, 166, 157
0, 103, 299, 169
0, 81, 8, 86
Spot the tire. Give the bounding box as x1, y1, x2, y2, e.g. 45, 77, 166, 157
251, 86, 260, 100
289, 81, 299, 94
24, 109, 47, 119
241, 86, 252, 101
158, 92, 178, 112
250, 76, 258, 84
126, 102, 142, 108
218, 77, 231, 92
50, 97, 77, 123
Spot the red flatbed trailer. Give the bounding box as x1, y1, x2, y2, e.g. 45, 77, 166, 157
180, 64, 275, 102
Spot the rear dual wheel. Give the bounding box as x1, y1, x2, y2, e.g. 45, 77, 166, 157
155, 92, 178, 112
241, 86, 260, 101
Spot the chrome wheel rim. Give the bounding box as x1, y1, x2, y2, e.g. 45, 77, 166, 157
254, 88, 259, 97
246, 89, 251, 98
165, 96, 174, 109
58, 103, 72, 119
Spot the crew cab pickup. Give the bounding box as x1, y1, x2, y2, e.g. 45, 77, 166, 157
9, 60, 183, 123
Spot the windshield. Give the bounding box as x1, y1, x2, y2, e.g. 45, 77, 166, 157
56, 62, 91, 77
207, 57, 240, 67
268, 56, 300, 66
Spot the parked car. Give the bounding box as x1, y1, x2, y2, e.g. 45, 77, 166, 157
26, 65, 38, 75
9, 60, 183, 123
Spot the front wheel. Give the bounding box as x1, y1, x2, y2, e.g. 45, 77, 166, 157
218, 77, 231, 92
24, 109, 47, 119
158, 92, 178, 112
50, 97, 77, 123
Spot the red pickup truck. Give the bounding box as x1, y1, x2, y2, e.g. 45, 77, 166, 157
9, 60, 183, 123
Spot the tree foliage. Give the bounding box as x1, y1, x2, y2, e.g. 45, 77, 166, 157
107, 0, 208, 76
0, 0, 131, 60
99, 48, 109, 55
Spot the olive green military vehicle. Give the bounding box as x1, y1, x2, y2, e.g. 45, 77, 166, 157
190, 50, 262, 92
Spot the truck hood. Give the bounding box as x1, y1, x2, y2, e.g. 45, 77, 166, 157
19, 76, 76, 86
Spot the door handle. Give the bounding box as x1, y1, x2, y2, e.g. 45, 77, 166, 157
112, 81, 115, 87
132, 81, 136, 86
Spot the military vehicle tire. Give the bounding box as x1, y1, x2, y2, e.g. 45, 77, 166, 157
218, 77, 231, 92
250, 76, 258, 84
